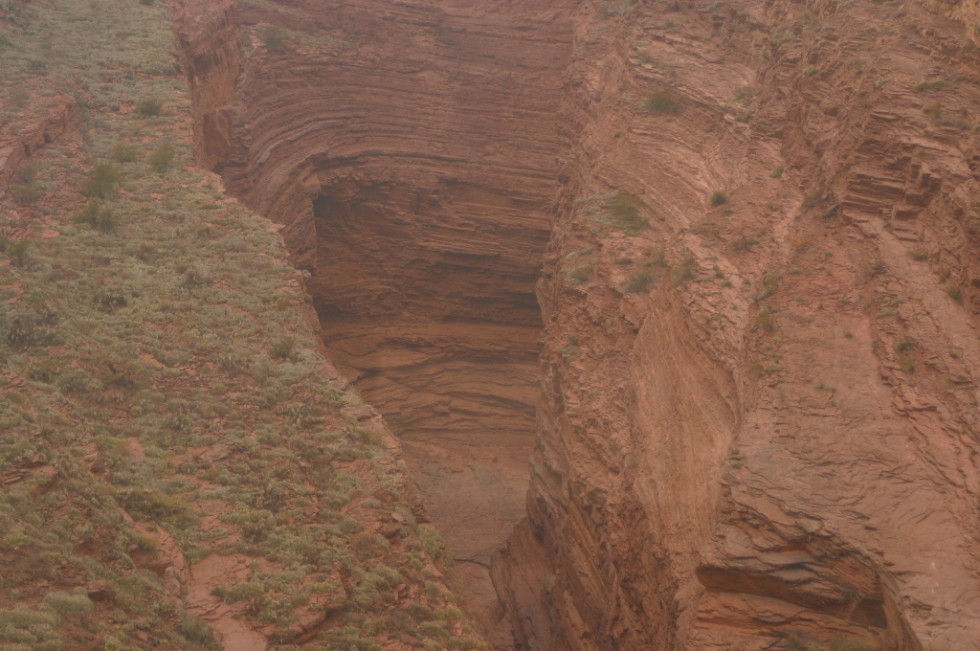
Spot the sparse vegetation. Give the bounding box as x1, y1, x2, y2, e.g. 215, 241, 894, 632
733, 85, 757, 103
913, 78, 948, 92
598, 190, 648, 234
10, 180, 44, 205
0, 237, 31, 266
757, 270, 780, 300
112, 142, 139, 163
831, 637, 878, 651
895, 337, 915, 353
0, 1, 485, 648
262, 25, 289, 52
802, 190, 823, 209
623, 246, 666, 293
671, 253, 697, 286
270, 335, 297, 359
946, 284, 963, 304
149, 141, 177, 172
135, 96, 164, 116
625, 269, 654, 292
753, 307, 777, 332
83, 161, 121, 198
907, 248, 929, 261
645, 89, 679, 114
710, 189, 728, 207
598, 0, 636, 18
567, 263, 594, 284
75, 200, 118, 232
731, 232, 760, 252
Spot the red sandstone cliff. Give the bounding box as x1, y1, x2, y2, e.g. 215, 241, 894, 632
174, 0, 980, 649
496, 1, 980, 650
174, 0, 573, 643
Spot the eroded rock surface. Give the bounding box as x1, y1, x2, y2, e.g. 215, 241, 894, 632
495, 1, 980, 650
176, 0, 573, 642
177, 0, 980, 649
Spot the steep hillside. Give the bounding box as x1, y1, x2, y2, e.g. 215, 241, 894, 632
0, 1, 485, 649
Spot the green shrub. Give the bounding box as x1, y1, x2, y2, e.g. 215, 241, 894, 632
757, 271, 780, 300
913, 78, 948, 92
112, 142, 139, 163
179, 614, 214, 644
83, 162, 121, 198
645, 90, 679, 114
15, 163, 37, 183
43, 591, 94, 616
116, 487, 195, 526
149, 142, 176, 172
11, 182, 44, 205
623, 248, 665, 293
802, 190, 822, 209
894, 337, 915, 353
262, 26, 288, 52
567, 263, 593, 284
2, 303, 59, 349
75, 201, 118, 232
135, 97, 163, 116
0, 607, 60, 648
220, 581, 266, 604
946, 284, 963, 303
709, 190, 728, 207
270, 336, 296, 360
94, 286, 128, 313
753, 307, 776, 332
907, 248, 929, 261
671, 254, 697, 286
731, 234, 760, 252
603, 190, 647, 233
625, 269, 654, 292
1, 237, 30, 266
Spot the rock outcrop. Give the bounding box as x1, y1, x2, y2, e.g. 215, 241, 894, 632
175, 0, 573, 641
495, 1, 980, 650
176, 0, 980, 649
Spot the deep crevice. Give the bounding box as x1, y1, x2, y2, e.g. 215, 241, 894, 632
309, 176, 550, 645
178, 1, 574, 644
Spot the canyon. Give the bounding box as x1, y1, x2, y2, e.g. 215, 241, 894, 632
170, 0, 980, 649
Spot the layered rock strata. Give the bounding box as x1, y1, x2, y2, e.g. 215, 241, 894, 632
178, 0, 980, 649
495, 1, 980, 650
175, 0, 573, 642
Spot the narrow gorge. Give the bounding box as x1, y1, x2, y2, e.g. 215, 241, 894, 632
176, 0, 574, 643
173, 0, 980, 649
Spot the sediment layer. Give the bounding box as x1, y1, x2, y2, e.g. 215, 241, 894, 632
176, 0, 574, 642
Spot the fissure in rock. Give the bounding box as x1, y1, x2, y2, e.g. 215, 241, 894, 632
309, 176, 551, 643
178, 1, 575, 643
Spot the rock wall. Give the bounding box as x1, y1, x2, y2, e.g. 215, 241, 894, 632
496, 1, 980, 650
174, 0, 574, 642
176, 0, 980, 649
